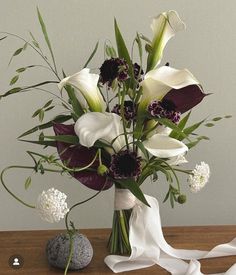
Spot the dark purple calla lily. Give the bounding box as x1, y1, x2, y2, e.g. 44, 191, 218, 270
162, 85, 208, 114
53, 123, 113, 191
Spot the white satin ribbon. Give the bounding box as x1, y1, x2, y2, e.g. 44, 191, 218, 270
105, 195, 236, 274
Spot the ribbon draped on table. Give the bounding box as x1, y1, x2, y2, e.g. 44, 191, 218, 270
105, 193, 236, 275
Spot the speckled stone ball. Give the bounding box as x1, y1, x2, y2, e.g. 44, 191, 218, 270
46, 232, 93, 270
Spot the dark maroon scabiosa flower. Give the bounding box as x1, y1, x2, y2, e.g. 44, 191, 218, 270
99, 58, 129, 87
133, 63, 144, 84
109, 150, 142, 179
148, 99, 181, 124
111, 100, 137, 121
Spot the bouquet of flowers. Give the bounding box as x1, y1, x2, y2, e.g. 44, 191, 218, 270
0, 8, 231, 274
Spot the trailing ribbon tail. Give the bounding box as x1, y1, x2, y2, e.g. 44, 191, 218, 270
105, 195, 236, 275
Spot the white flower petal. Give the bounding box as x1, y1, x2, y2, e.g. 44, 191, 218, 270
141, 66, 200, 103
148, 10, 186, 69
167, 154, 188, 166
74, 112, 126, 152
58, 68, 106, 112
143, 134, 188, 158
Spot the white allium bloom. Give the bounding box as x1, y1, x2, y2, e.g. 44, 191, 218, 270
188, 162, 210, 193
36, 188, 69, 223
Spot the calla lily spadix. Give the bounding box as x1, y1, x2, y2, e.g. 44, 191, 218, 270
143, 134, 188, 158
58, 68, 106, 112
139, 66, 205, 113
147, 10, 186, 71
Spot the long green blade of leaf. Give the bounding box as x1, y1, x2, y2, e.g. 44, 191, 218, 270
64, 85, 84, 118
114, 19, 134, 80
170, 111, 191, 139
37, 7, 57, 73
83, 41, 99, 68
0, 80, 58, 98
19, 139, 56, 147
18, 115, 72, 138
44, 135, 79, 144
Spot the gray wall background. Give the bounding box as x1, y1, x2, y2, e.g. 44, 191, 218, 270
0, 0, 235, 231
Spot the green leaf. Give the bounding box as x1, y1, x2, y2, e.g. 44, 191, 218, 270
156, 118, 188, 140
39, 109, 44, 122
163, 188, 170, 203
178, 119, 206, 141
186, 140, 201, 149
114, 19, 134, 80
135, 33, 143, 63
0, 80, 58, 99
64, 84, 84, 118
10, 75, 19, 85
32, 109, 41, 118
43, 99, 53, 108
44, 106, 54, 112
105, 43, 117, 57
225, 115, 232, 118
23, 42, 28, 50
212, 117, 222, 121
44, 135, 79, 144
29, 32, 40, 48
205, 123, 214, 127
0, 87, 22, 99
16, 67, 26, 73
19, 139, 56, 147
170, 111, 191, 139
136, 140, 149, 160
116, 179, 150, 207
0, 36, 7, 42
139, 34, 152, 44
83, 41, 99, 68
24, 177, 32, 190
8, 47, 23, 65
37, 7, 57, 72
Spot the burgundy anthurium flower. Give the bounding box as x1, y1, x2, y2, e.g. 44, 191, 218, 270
162, 85, 208, 114
53, 123, 113, 191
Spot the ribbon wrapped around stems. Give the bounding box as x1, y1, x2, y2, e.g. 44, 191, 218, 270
105, 191, 236, 275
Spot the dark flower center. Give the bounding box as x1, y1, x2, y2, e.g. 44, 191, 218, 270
112, 101, 137, 121
99, 58, 129, 87
148, 100, 181, 124
109, 150, 141, 179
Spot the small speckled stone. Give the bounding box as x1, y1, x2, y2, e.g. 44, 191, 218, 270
46, 232, 93, 270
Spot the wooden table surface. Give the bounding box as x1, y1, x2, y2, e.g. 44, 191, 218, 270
1, 226, 236, 275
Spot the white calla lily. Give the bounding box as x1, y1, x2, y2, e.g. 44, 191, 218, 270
147, 10, 186, 70
74, 112, 127, 152
143, 134, 188, 158
58, 68, 106, 112
140, 66, 199, 110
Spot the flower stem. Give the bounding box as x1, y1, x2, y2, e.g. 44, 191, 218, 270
1, 165, 36, 208
64, 233, 74, 275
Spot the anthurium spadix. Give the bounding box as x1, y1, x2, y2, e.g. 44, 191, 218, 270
139, 66, 205, 113
58, 68, 106, 112
147, 10, 186, 71
143, 134, 188, 158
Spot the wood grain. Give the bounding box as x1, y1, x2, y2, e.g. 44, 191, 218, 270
1, 226, 236, 275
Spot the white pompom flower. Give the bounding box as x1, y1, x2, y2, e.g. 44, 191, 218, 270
36, 188, 69, 223
188, 162, 210, 193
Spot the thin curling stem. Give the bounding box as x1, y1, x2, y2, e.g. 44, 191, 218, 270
1, 165, 36, 208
